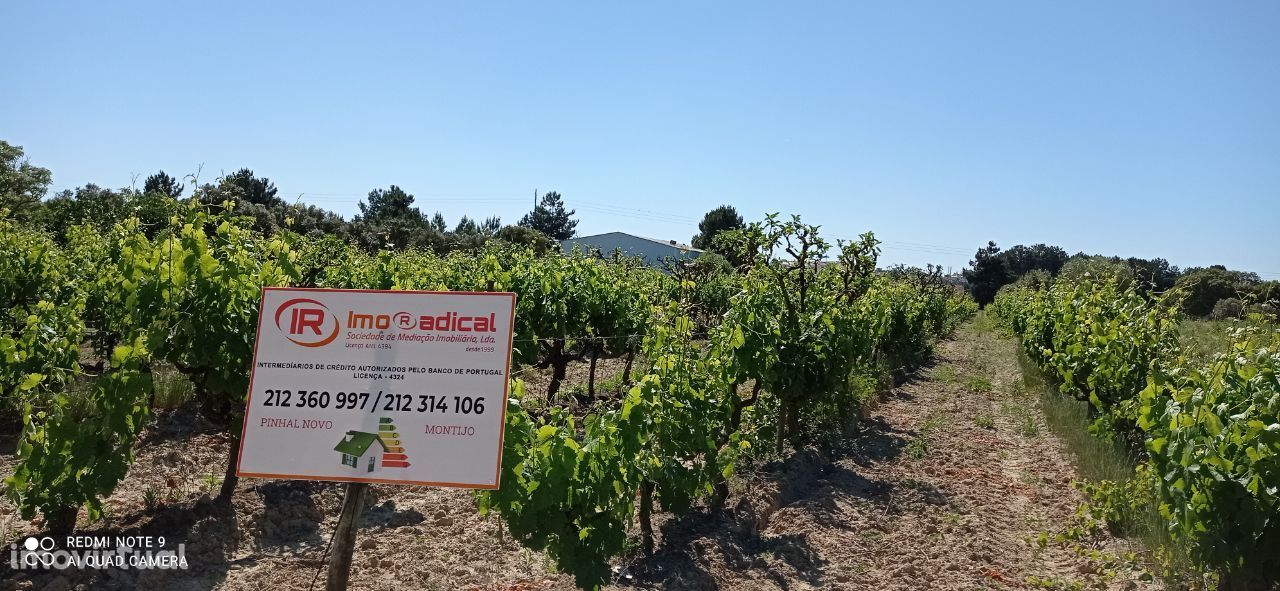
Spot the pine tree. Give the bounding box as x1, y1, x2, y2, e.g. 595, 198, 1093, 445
692, 205, 744, 251
143, 171, 184, 198
518, 191, 578, 240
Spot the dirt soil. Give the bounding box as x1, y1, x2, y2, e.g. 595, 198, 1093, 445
0, 319, 1156, 590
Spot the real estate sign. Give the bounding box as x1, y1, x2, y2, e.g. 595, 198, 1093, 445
237, 288, 516, 489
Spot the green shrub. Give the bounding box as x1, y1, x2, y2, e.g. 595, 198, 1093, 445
1057, 256, 1134, 289
1174, 267, 1259, 318
1210, 297, 1243, 320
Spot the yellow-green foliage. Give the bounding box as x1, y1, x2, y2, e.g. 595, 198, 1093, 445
993, 281, 1280, 585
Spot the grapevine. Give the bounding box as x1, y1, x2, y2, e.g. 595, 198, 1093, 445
992, 278, 1280, 586
0, 203, 976, 589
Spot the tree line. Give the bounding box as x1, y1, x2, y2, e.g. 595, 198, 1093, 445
2, 139, 759, 269
26, 134, 1269, 320
963, 240, 1278, 319
0, 140, 583, 254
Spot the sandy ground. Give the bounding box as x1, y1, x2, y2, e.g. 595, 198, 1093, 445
0, 320, 1157, 590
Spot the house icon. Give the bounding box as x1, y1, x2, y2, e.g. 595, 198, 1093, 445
334, 430, 388, 473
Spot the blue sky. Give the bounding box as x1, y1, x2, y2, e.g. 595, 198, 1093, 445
4, 1, 1278, 276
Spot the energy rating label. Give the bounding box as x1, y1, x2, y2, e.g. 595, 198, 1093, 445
237, 288, 516, 489
379, 417, 410, 469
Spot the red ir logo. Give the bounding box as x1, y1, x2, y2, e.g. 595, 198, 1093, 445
274, 298, 340, 347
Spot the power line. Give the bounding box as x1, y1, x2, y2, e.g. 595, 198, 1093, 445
574, 199, 702, 224
879, 240, 973, 254
830, 235, 972, 257
295, 197, 527, 205
573, 205, 701, 226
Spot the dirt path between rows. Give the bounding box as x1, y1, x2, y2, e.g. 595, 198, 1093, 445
610, 316, 1156, 590
1, 318, 1155, 591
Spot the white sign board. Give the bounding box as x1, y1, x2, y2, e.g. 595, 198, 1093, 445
237, 288, 516, 489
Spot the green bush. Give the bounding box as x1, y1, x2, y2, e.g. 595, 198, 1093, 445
1174, 267, 1259, 318
1057, 256, 1134, 289
1210, 297, 1243, 320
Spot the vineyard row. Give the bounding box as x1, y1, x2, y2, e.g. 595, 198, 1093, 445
990, 281, 1280, 589
1, 201, 976, 589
